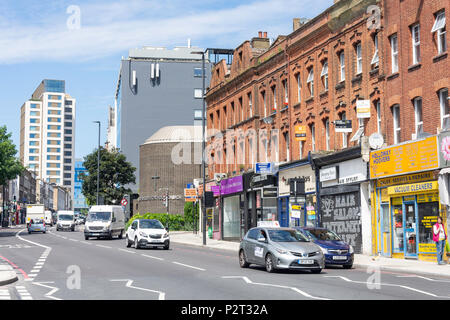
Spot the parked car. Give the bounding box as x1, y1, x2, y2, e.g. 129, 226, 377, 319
84, 205, 125, 240
126, 219, 170, 250
28, 219, 46, 234
295, 227, 354, 269
239, 227, 325, 273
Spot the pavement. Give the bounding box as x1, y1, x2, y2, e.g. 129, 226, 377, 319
169, 231, 450, 278
0, 224, 25, 286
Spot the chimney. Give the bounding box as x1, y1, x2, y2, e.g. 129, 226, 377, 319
258, 31, 263, 38
293, 18, 301, 31
251, 32, 270, 49
263, 32, 267, 38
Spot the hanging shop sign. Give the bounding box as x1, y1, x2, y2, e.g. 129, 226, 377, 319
278, 165, 315, 197
220, 176, 243, 195
370, 136, 439, 179
334, 120, 353, 133
356, 100, 371, 118
294, 125, 307, 142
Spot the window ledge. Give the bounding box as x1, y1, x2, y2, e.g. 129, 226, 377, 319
335, 82, 345, 91
292, 102, 301, 109
305, 97, 314, 104
387, 72, 399, 81
319, 91, 329, 98
407, 63, 421, 73
433, 52, 448, 63
351, 74, 362, 84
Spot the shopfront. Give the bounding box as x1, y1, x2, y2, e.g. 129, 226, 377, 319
316, 155, 369, 254
277, 160, 317, 227
220, 176, 244, 241
370, 136, 446, 261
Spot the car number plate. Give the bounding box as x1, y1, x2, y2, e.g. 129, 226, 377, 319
333, 256, 347, 260
298, 259, 314, 265
92, 233, 100, 236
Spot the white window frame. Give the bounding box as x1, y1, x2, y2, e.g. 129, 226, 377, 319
339, 51, 346, 82
371, 33, 379, 67
297, 73, 302, 103
393, 105, 401, 144
440, 88, 450, 129
356, 43, 363, 74
341, 112, 348, 148
411, 24, 421, 65
325, 119, 330, 151
262, 91, 267, 118
321, 60, 329, 91
390, 34, 399, 73
284, 132, 290, 162
283, 79, 288, 105
413, 97, 423, 135
307, 68, 314, 97
376, 100, 382, 134
194, 88, 203, 99
431, 12, 447, 54
272, 86, 277, 112
311, 124, 316, 152
248, 92, 252, 118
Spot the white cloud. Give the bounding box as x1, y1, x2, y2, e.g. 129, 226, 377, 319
0, 0, 332, 64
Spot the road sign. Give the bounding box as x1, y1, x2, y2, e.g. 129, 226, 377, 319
184, 188, 198, 202
255, 162, 274, 174
121, 198, 128, 206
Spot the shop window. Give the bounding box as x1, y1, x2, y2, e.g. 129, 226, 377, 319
418, 199, 440, 252
392, 198, 404, 252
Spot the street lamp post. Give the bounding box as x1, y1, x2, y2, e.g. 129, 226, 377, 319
191, 50, 207, 245
93, 121, 101, 205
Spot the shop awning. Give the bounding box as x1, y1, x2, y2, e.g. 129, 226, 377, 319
439, 168, 450, 206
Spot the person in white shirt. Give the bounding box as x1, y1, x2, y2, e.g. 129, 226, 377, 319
433, 217, 447, 265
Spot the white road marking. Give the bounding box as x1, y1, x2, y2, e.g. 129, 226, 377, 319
396, 275, 450, 283
172, 262, 206, 271
222, 276, 330, 300
110, 279, 165, 300
96, 244, 112, 249
35, 262, 44, 266
141, 254, 164, 261
15, 286, 33, 300
118, 249, 136, 254
32, 282, 62, 300
324, 275, 449, 298
69, 239, 78, 242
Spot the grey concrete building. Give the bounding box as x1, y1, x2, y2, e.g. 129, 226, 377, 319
138, 126, 201, 215
109, 45, 212, 192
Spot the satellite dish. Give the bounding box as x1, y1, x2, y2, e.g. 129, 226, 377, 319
369, 133, 384, 149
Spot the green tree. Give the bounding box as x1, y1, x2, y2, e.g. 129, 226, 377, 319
0, 126, 25, 224
79, 147, 136, 205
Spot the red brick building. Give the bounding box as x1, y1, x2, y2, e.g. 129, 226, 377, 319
382, 0, 449, 144
205, 0, 384, 178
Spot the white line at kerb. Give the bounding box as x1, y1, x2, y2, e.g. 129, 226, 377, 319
172, 261, 205, 271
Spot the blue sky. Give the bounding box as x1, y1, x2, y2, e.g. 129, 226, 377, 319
0, 0, 333, 161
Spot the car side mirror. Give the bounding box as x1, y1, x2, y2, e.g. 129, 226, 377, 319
257, 237, 267, 243
166, 226, 170, 232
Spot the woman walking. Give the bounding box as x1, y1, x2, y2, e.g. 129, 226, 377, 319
433, 217, 447, 265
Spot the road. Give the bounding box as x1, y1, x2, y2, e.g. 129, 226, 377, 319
1, 225, 450, 301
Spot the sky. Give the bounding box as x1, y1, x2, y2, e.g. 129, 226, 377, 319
0, 0, 333, 161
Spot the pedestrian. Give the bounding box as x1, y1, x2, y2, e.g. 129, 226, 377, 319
433, 216, 447, 265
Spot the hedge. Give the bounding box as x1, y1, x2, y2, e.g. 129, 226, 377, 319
125, 213, 186, 231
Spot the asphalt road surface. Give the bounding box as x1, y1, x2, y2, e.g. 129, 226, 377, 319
1, 226, 450, 301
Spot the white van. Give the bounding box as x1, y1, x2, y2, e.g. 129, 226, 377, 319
84, 205, 125, 240
44, 210, 53, 226
56, 211, 75, 231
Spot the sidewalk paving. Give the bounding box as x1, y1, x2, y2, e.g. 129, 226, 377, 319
0, 263, 18, 286
170, 231, 450, 278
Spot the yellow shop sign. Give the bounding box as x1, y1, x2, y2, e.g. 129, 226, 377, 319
387, 181, 438, 195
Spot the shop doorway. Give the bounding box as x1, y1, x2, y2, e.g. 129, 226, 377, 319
403, 201, 418, 258
380, 203, 391, 257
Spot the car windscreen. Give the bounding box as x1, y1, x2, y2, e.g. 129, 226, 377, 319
31, 219, 44, 224
87, 212, 111, 222
58, 215, 73, 221
304, 229, 342, 241
267, 230, 309, 242
139, 220, 164, 229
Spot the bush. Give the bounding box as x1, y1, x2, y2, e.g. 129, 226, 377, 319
125, 213, 187, 231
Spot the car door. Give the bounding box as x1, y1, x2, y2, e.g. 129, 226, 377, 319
244, 229, 258, 263
253, 229, 268, 266
128, 220, 137, 240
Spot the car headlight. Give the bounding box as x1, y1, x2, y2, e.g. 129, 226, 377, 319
349, 245, 354, 254
275, 247, 288, 255
139, 232, 147, 237
163, 233, 169, 238
320, 247, 328, 255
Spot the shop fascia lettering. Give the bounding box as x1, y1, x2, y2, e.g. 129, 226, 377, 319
388, 181, 438, 195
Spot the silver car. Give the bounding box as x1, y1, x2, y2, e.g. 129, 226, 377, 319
239, 227, 325, 273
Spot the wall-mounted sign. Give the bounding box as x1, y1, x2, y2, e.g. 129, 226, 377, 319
294, 125, 307, 142
334, 120, 352, 133
255, 162, 274, 174
356, 100, 371, 118
320, 166, 338, 182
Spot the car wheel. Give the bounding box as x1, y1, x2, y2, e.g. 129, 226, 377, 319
126, 236, 131, 248
343, 264, 353, 269
265, 253, 275, 273
311, 268, 322, 274
239, 250, 249, 268
134, 237, 140, 249
163, 242, 170, 250
28, 231, 31, 234
85, 236, 89, 240
119, 230, 124, 239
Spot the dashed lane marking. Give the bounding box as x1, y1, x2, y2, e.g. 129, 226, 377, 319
172, 262, 206, 271
141, 254, 164, 261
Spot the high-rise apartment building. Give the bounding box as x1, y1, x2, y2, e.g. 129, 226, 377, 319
20, 79, 76, 208
107, 44, 213, 191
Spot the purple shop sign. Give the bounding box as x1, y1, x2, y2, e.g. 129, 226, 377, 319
211, 185, 221, 196
220, 176, 243, 195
